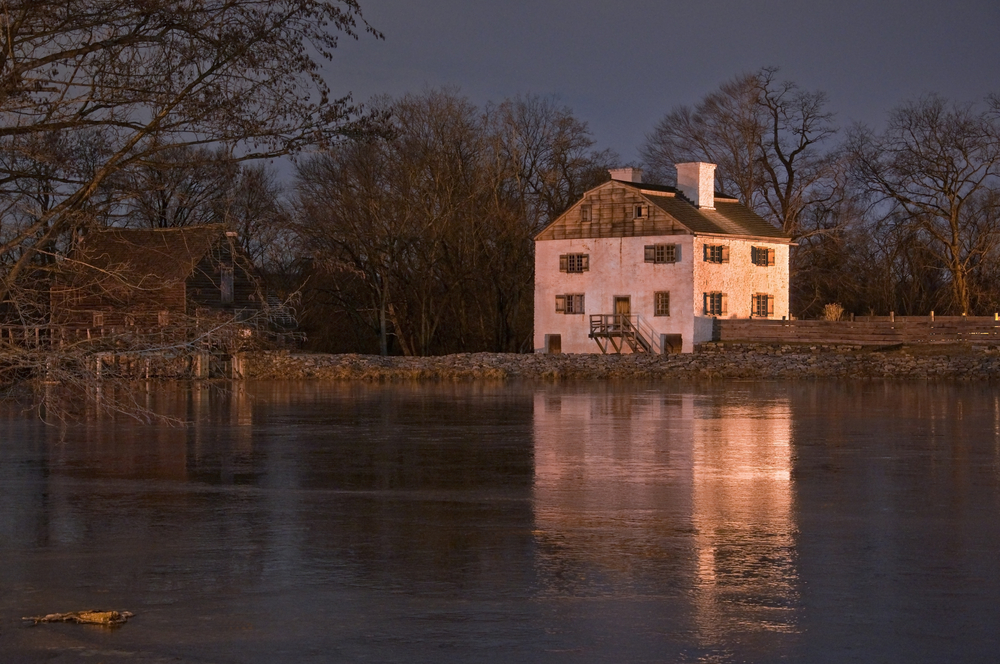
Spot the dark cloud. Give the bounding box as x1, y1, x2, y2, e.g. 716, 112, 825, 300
324, 0, 1000, 161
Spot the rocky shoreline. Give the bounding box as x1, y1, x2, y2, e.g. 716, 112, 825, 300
242, 343, 1000, 381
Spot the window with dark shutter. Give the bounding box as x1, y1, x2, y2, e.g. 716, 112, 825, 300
704, 292, 726, 316
752, 246, 776, 267
645, 244, 679, 263
704, 244, 727, 263
560, 254, 589, 273
752, 293, 774, 317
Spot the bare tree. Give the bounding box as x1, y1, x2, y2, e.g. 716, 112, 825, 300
0, 0, 380, 302
642, 71, 766, 205
295, 129, 408, 356
118, 146, 239, 229
486, 95, 616, 234
0, 0, 379, 406
641, 67, 838, 236
849, 94, 1000, 315
294, 90, 614, 355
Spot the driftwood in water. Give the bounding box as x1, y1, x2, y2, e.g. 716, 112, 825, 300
23, 610, 134, 626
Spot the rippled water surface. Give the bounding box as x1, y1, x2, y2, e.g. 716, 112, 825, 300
1, 381, 999, 662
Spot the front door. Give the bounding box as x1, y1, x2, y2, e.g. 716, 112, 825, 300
614, 296, 630, 329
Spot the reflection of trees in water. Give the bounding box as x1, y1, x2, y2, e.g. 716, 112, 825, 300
532, 386, 798, 647
18, 383, 541, 596
288, 384, 537, 593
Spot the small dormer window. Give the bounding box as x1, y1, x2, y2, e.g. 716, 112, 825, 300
580, 204, 592, 222
221, 267, 234, 304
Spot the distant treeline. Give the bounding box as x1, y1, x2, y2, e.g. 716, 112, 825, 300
284, 75, 1000, 353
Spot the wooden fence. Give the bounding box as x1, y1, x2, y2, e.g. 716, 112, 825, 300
715, 316, 1000, 345
1, 325, 220, 348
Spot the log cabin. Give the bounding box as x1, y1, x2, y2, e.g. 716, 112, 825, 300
50, 225, 262, 338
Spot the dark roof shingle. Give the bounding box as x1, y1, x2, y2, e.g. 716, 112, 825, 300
535, 179, 790, 241
65, 226, 227, 285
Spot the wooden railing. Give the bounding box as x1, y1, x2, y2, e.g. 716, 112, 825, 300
0, 324, 251, 349
715, 316, 1000, 345
589, 314, 652, 354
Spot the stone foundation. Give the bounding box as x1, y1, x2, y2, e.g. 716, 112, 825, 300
241, 343, 1000, 381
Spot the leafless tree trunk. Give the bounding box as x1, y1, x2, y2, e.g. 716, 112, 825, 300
849, 95, 1000, 315
640, 67, 839, 237
0, 0, 380, 406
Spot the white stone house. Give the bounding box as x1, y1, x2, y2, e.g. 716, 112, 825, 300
534, 163, 793, 354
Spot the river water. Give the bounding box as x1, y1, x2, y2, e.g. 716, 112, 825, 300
1, 381, 999, 662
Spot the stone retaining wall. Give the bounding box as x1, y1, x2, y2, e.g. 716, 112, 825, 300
242, 343, 1000, 381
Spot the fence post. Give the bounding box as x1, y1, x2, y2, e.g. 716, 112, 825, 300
890, 311, 895, 323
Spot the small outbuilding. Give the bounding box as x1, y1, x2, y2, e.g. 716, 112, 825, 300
50, 225, 262, 336
534, 163, 793, 354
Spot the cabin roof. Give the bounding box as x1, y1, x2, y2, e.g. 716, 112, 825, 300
61, 225, 230, 285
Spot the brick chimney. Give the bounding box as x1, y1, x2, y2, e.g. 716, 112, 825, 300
608, 167, 644, 183
675, 162, 716, 209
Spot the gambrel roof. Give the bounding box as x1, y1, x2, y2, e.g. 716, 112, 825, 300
535, 180, 792, 242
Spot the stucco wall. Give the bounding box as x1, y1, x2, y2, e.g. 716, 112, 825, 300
534, 236, 697, 353
691, 237, 790, 327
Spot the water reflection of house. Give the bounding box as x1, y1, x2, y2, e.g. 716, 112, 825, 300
532, 387, 797, 645
690, 398, 796, 641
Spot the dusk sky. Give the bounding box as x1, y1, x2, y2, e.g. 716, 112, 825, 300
324, 0, 1000, 163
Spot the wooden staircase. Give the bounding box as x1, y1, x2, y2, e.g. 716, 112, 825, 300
589, 314, 652, 354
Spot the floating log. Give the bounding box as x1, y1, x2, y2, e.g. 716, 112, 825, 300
23, 610, 134, 626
